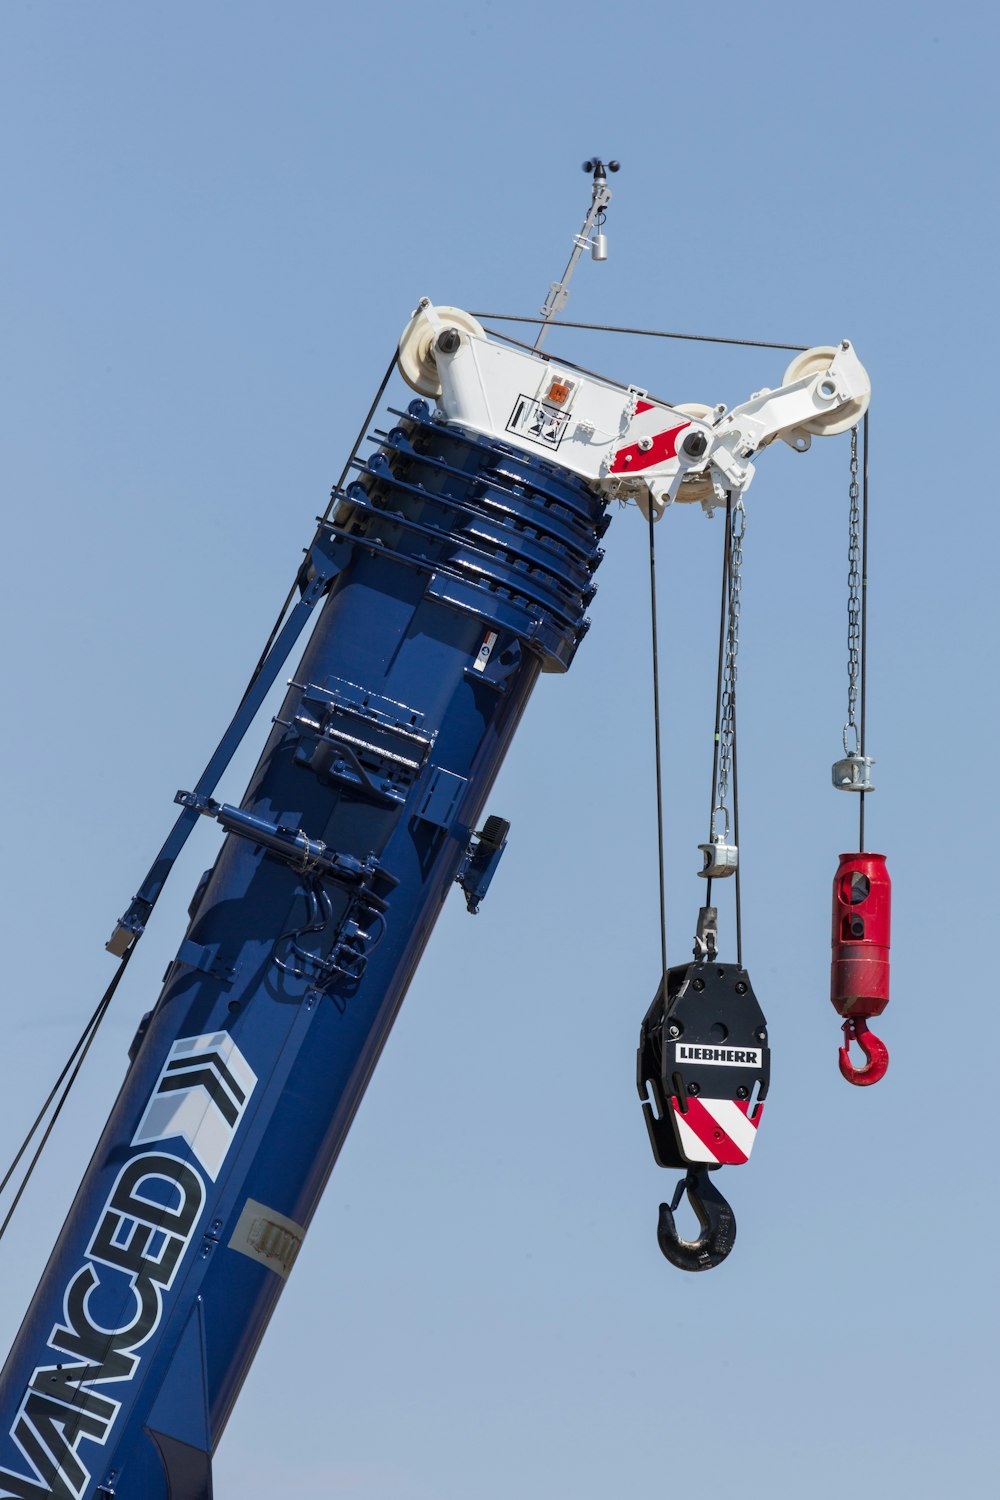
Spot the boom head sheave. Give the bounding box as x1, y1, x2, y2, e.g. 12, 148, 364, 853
398, 300, 871, 520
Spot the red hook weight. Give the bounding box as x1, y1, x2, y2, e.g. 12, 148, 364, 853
838, 1017, 889, 1087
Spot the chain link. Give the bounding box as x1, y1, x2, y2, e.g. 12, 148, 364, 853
714, 495, 745, 834
844, 426, 861, 755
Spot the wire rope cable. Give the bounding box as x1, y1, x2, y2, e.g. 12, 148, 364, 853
0, 949, 133, 1244
240, 348, 400, 706
704, 503, 733, 918
647, 506, 669, 998
731, 643, 743, 971
728, 501, 745, 968
479, 324, 680, 410
469, 311, 809, 353
0, 352, 402, 1243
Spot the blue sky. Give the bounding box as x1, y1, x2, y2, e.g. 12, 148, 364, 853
1, 3, 996, 1497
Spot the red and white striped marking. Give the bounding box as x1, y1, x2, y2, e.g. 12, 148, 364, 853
670, 1096, 763, 1166
609, 398, 692, 475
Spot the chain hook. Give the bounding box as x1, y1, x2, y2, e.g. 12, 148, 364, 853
838, 1016, 889, 1086
709, 805, 731, 843
656, 1166, 736, 1272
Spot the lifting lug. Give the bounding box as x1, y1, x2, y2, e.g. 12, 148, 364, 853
656, 1166, 736, 1273
693, 905, 718, 962
838, 1016, 889, 1087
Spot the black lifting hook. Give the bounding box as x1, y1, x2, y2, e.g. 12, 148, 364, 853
656, 1167, 736, 1273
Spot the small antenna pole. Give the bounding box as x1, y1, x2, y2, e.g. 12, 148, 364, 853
534, 158, 619, 350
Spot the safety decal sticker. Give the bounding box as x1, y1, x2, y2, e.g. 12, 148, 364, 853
506, 394, 570, 450
132, 1031, 256, 1180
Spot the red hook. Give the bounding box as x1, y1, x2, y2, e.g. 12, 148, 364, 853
838, 1017, 889, 1087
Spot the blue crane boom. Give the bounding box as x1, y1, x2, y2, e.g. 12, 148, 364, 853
0, 393, 608, 1500
0, 269, 869, 1498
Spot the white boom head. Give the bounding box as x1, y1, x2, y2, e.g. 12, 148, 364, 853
398, 300, 871, 519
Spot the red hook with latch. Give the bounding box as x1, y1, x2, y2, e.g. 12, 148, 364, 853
831, 853, 891, 1087
838, 1016, 888, 1086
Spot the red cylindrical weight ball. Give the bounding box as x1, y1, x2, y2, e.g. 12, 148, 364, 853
830, 852, 890, 1019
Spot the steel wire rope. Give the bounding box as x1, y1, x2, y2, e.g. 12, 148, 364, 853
0, 353, 402, 1242
238, 348, 400, 706
470, 312, 809, 353
479, 324, 681, 410
727, 499, 744, 969
0, 948, 133, 1244
647, 506, 669, 998
732, 650, 743, 971
703, 502, 734, 921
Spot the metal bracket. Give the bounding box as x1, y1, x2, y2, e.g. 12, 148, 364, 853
106, 533, 354, 957
693, 907, 718, 962
176, 938, 242, 987
414, 767, 468, 831
173, 791, 394, 901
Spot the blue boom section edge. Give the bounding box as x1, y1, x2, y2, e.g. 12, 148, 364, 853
0, 400, 610, 1500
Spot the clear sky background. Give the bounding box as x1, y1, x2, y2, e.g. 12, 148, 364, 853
0, 3, 996, 1497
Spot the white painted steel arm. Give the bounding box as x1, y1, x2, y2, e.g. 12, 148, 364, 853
398, 301, 871, 520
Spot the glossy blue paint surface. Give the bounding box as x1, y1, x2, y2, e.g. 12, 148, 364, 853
0, 403, 609, 1500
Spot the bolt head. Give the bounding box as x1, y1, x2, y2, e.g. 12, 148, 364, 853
436, 328, 462, 355
687, 1082, 700, 1096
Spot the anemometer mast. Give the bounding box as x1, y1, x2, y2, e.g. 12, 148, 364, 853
535, 157, 619, 348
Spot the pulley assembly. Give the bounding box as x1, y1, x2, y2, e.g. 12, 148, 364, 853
638, 489, 766, 1273
638, 962, 769, 1271
636, 377, 886, 1272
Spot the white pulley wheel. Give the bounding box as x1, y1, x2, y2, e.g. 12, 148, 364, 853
672, 404, 714, 503
781, 346, 871, 436
397, 305, 485, 397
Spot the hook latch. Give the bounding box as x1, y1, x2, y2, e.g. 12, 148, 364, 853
838, 1016, 889, 1086
656, 1166, 736, 1273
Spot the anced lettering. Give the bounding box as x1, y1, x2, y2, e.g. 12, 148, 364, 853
0, 1153, 203, 1500
0, 1035, 254, 1500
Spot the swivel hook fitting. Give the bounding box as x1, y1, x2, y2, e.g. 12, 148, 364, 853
656, 1166, 736, 1273
838, 1016, 889, 1087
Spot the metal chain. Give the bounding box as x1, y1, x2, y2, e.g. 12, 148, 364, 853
714, 495, 745, 836
844, 426, 861, 755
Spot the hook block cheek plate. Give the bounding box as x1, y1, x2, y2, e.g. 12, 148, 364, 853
637, 961, 770, 1170
668, 1094, 760, 1166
